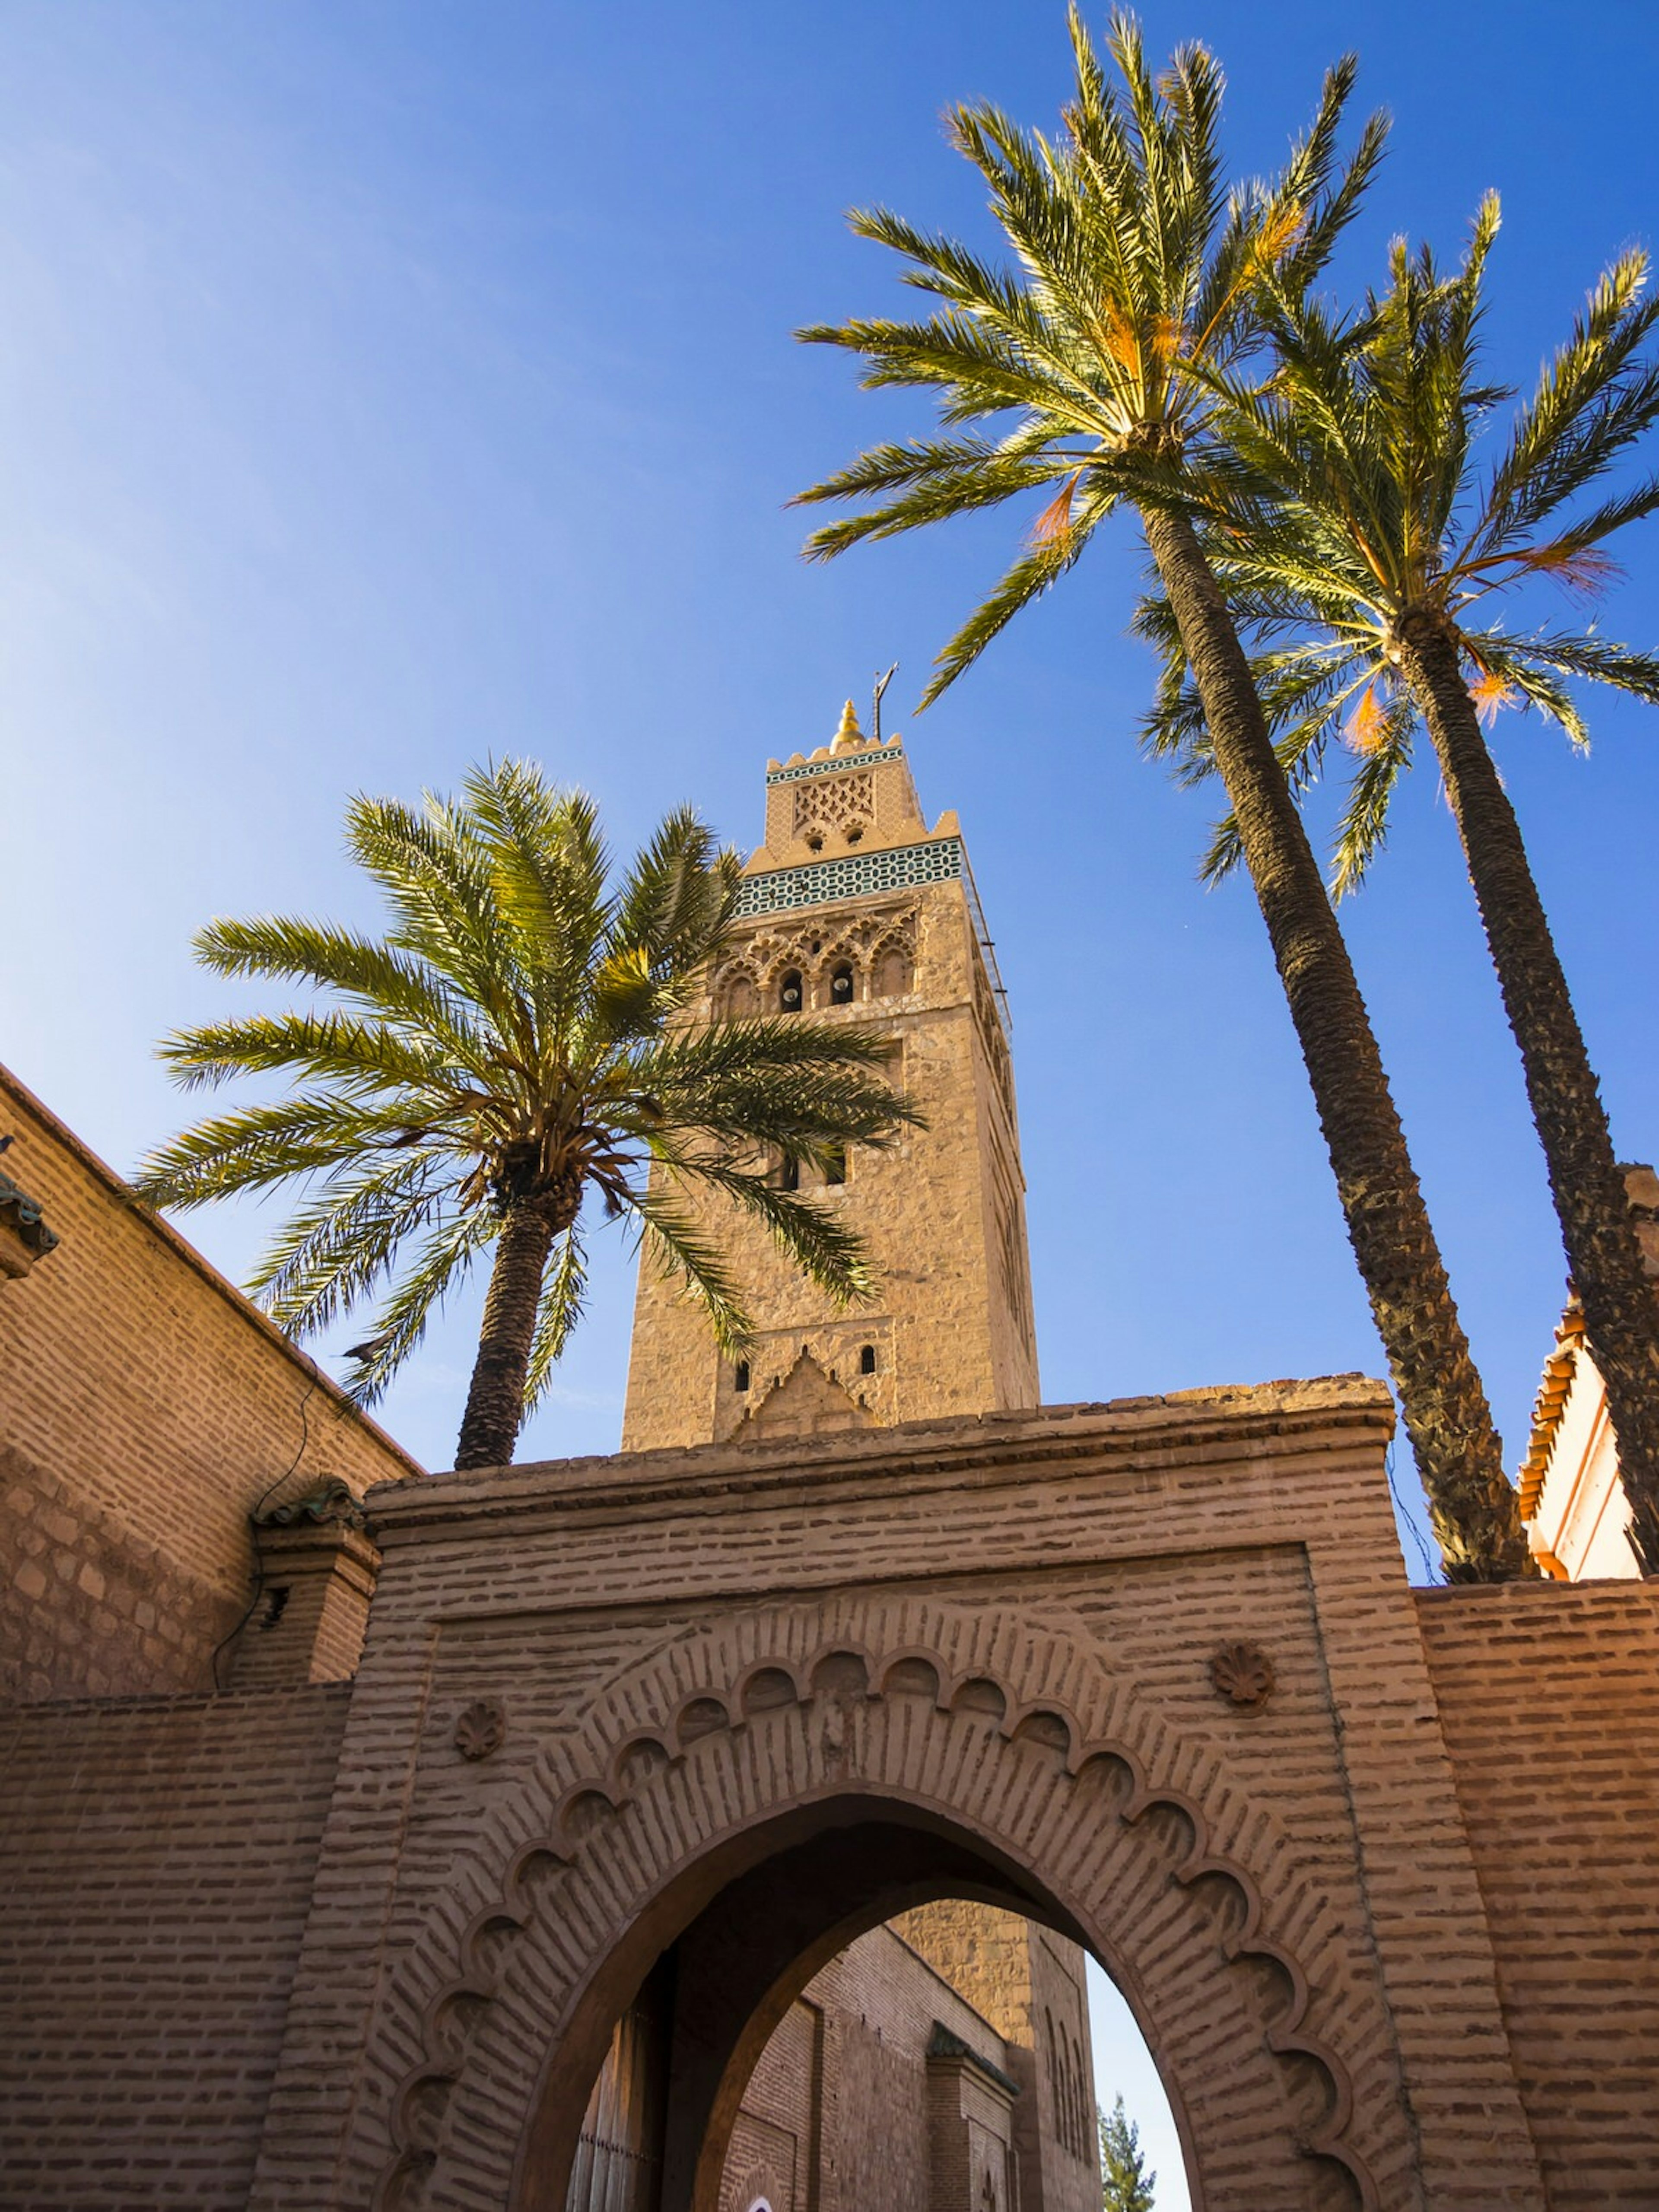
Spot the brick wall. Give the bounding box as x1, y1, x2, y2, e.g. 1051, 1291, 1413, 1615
723, 1922, 1016, 2212
723, 1994, 818, 2212
889, 1904, 1096, 2212
0, 1682, 350, 2208
259, 1381, 1541, 2212
0, 1065, 418, 1698
1417, 1580, 1659, 2212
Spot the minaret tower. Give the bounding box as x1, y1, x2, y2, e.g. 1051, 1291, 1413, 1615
622, 699, 1038, 1451
621, 702, 1093, 2212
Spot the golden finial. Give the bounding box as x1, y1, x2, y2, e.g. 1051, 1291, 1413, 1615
832, 699, 864, 751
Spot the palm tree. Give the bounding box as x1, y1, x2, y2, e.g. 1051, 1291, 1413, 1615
793, 8, 1523, 1576
1145, 203, 1659, 1569
134, 761, 920, 1470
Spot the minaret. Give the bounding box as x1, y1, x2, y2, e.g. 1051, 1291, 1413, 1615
622, 701, 1038, 1451
622, 704, 1095, 2212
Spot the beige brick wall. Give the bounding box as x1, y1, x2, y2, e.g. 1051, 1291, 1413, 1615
12, 1379, 1655, 2212
0, 1065, 418, 1698
723, 1923, 1017, 2212
252, 1379, 1555, 2212
1417, 1580, 1659, 2212
723, 1994, 818, 2212
0, 1682, 350, 2207
891, 1904, 1097, 2212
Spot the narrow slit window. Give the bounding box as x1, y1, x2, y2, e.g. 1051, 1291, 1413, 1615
779, 1154, 801, 1192
734, 1360, 750, 1394
859, 1344, 877, 1375
824, 1145, 846, 1186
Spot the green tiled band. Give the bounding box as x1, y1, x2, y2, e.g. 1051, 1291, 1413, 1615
734, 836, 963, 917
763, 745, 900, 787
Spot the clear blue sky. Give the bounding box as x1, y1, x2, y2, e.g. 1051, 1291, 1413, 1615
6, 4, 1657, 2188
9, 0, 1659, 1547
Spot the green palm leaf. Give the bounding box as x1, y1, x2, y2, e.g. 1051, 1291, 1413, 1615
1145, 178, 1659, 1567
137, 759, 918, 1468
790, 8, 1534, 1576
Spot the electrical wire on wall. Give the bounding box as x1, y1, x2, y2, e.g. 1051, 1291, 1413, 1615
1385, 1438, 1442, 1587
208, 1357, 322, 1691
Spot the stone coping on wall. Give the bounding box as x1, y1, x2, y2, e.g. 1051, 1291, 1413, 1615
925, 2021, 1022, 2100
364, 1373, 1396, 1534
0, 1061, 423, 1482
0, 1677, 355, 1718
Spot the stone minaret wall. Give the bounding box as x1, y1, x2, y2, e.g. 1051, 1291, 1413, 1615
622, 705, 1039, 1452
625, 706, 1090, 2211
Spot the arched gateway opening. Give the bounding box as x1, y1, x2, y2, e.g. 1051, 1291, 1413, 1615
545, 1809, 1105, 2212
370, 1602, 1401, 2212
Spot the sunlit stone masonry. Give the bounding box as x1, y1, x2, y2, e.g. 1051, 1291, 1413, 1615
623, 698, 1038, 1452
1, 709, 1656, 2212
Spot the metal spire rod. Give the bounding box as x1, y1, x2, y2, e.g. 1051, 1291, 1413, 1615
872, 662, 898, 745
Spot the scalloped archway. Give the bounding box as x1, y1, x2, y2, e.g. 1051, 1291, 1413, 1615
358, 1592, 1419, 2212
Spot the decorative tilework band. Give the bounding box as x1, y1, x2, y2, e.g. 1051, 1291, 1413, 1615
764, 745, 902, 787
734, 836, 963, 917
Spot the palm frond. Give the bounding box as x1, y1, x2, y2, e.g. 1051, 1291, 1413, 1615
337, 1204, 500, 1406
248, 1154, 446, 1340
347, 789, 506, 1009
1473, 247, 1659, 555
609, 806, 738, 977
462, 762, 608, 1041
921, 522, 1099, 708
192, 916, 494, 1071
1496, 628, 1659, 701
521, 1229, 588, 1414
669, 1157, 877, 1309
628, 1184, 754, 1355
1329, 690, 1416, 896
155, 1008, 479, 1101
133, 1091, 446, 1208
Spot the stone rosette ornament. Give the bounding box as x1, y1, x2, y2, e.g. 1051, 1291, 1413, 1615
454, 1699, 507, 1761
1208, 1640, 1275, 1712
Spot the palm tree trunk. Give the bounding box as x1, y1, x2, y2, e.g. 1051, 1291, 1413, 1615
455, 1193, 569, 1470
1142, 505, 1524, 1579
1395, 610, 1659, 1573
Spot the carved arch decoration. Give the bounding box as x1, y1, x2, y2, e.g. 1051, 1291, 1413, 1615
710, 906, 918, 1017
867, 914, 917, 1000
792, 768, 874, 849
712, 966, 760, 1020
358, 1593, 1407, 2212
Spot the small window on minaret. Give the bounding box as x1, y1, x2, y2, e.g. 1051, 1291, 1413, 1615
779, 969, 802, 1014
779, 1153, 801, 1192
734, 1360, 750, 1393
860, 1344, 877, 1375
830, 962, 855, 1004
824, 1145, 846, 1186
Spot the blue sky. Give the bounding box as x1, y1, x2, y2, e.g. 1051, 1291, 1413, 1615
4, 4, 1658, 2185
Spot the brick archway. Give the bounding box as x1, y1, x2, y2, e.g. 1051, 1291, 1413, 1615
362, 1592, 1408, 2212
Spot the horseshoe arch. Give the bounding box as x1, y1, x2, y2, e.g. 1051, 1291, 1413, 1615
358, 1592, 1415, 2212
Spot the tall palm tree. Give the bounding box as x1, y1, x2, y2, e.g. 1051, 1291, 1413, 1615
1146, 203, 1659, 1569
134, 761, 920, 1471
793, 8, 1523, 1576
